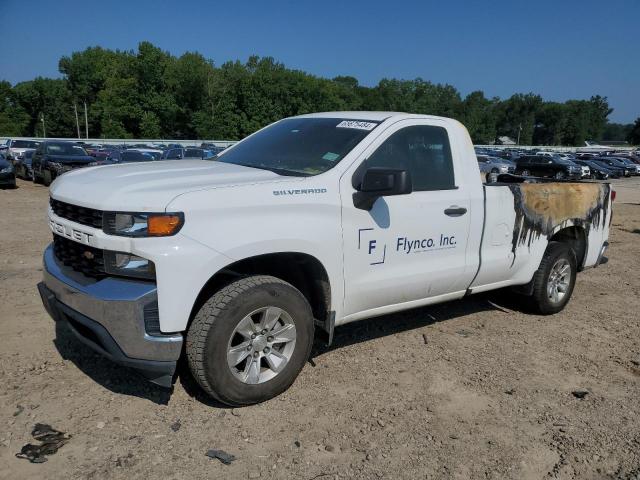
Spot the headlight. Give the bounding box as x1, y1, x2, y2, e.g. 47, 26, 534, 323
0, 166, 13, 173
103, 212, 184, 237
104, 251, 155, 280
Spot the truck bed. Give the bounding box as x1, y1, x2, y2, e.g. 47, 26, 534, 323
470, 180, 612, 293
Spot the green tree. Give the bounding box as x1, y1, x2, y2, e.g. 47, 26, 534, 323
13, 78, 75, 137
139, 111, 162, 138
460, 91, 497, 144
627, 118, 640, 145
0, 81, 30, 136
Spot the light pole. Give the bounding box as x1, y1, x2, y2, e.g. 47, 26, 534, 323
41, 113, 46, 138
74, 103, 81, 139
84, 101, 89, 139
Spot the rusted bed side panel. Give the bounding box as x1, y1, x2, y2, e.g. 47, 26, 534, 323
471, 182, 611, 293
508, 183, 611, 263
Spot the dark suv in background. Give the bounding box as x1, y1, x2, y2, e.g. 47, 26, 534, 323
32, 141, 95, 186
515, 155, 582, 180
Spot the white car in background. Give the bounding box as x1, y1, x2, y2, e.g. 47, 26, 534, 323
5, 139, 40, 164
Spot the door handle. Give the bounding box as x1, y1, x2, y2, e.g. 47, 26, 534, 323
444, 206, 467, 217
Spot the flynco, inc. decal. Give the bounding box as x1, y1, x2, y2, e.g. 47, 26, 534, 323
358, 228, 457, 265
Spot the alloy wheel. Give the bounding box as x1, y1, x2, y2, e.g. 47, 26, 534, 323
547, 259, 571, 304
226, 306, 297, 384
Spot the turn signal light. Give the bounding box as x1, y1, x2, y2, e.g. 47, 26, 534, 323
148, 214, 183, 236
611, 190, 616, 202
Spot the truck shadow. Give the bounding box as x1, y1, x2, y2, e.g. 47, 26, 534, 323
53, 322, 172, 405
52, 289, 529, 407
312, 290, 528, 357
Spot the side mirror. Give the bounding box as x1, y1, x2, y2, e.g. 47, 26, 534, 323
353, 167, 412, 210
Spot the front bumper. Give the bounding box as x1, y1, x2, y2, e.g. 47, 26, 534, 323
38, 244, 183, 387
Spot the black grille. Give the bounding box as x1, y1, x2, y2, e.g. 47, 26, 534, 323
53, 235, 106, 279
50, 198, 103, 229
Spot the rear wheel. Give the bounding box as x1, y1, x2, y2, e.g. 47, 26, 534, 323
528, 241, 576, 314
186, 275, 314, 406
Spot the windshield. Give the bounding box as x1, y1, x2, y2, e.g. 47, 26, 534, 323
46, 142, 88, 156
12, 140, 39, 148
217, 118, 380, 176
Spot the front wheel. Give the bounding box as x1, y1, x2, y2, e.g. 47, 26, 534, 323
43, 168, 53, 186
32, 167, 42, 184
186, 275, 314, 406
529, 242, 577, 314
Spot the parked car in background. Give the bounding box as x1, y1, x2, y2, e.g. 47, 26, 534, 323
162, 147, 215, 160
590, 159, 626, 178
105, 149, 157, 164
32, 141, 95, 186
515, 155, 582, 180
14, 149, 35, 180
540, 153, 590, 177
133, 148, 163, 160
572, 159, 612, 179
595, 157, 635, 177
201, 143, 228, 155
612, 157, 640, 175
0, 154, 16, 188
477, 155, 515, 177
613, 153, 640, 165
5, 139, 39, 164
11, 147, 36, 167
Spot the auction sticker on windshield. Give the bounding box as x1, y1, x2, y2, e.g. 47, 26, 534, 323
336, 120, 378, 131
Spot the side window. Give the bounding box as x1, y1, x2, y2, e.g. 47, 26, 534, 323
364, 125, 455, 191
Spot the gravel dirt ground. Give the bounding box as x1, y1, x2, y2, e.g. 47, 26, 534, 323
1, 178, 639, 480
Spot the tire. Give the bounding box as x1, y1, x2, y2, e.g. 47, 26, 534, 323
186, 275, 315, 406
32, 167, 42, 184
43, 168, 52, 186
554, 171, 565, 180
529, 241, 577, 315
522, 169, 530, 176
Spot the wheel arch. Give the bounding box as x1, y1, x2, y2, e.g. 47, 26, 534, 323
549, 225, 587, 271
189, 251, 332, 333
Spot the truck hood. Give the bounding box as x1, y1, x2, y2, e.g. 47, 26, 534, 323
49, 160, 281, 211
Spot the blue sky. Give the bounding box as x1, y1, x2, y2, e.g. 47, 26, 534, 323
1, 0, 638, 123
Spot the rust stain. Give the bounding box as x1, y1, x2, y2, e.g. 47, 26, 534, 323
508, 182, 610, 265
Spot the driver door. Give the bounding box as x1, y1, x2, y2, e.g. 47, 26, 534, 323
340, 120, 474, 318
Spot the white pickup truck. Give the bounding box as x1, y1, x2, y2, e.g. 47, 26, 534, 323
38, 112, 612, 406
